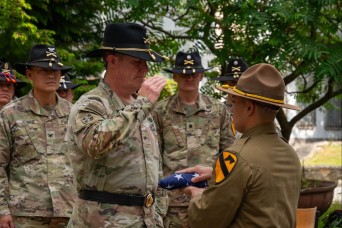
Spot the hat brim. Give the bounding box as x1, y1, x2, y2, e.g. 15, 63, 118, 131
163, 68, 211, 74
58, 83, 81, 90
211, 75, 238, 81
14, 62, 72, 75
86, 49, 166, 62
216, 85, 300, 111
14, 80, 27, 90
0, 77, 27, 90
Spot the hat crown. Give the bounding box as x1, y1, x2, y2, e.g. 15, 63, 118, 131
224, 58, 249, 77
174, 51, 203, 68
60, 75, 71, 83
163, 50, 211, 74
0, 61, 15, 77
236, 63, 285, 101
102, 23, 150, 49
28, 44, 61, 63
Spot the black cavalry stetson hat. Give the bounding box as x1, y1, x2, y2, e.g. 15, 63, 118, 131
164, 51, 211, 74
0, 61, 26, 90
211, 58, 249, 82
86, 23, 168, 62
15, 44, 72, 75
58, 75, 81, 90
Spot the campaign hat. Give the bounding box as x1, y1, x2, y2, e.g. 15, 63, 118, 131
0, 61, 26, 90
58, 75, 81, 90
217, 63, 300, 110
15, 44, 72, 75
211, 58, 249, 82
86, 23, 168, 62
164, 51, 211, 74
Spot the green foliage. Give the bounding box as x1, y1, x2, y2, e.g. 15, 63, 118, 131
1, 0, 341, 140
159, 78, 178, 101
72, 77, 100, 102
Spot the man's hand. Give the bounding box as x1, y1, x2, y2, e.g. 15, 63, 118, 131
0, 215, 14, 228
181, 186, 206, 198
138, 76, 166, 104
176, 165, 213, 183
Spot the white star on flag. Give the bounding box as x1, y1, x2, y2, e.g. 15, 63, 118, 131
174, 174, 184, 180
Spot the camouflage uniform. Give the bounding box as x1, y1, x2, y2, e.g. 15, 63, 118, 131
67, 80, 163, 227
153, 94, 235, 227
0, 91, 75, 224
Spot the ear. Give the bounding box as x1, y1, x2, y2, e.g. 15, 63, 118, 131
26, 68, 32, 81
199, 73, 204, 81
106, 55, 117, 67
246, 100, 255, 116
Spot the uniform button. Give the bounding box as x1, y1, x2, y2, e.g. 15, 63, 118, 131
189, 124, 192, 128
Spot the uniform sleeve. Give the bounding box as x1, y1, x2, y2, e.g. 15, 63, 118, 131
187, 160, 253, 227
219, 105, 235, 151
151, 104, 164, 154
0, 114, 11, 216
69, 95, 154, 159
151, 105, 169, 219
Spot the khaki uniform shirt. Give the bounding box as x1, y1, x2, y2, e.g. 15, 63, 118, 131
188, 124, 301, 228
153, 94, 235, 207
0, 91, 75, 217
67, 80, 162, 227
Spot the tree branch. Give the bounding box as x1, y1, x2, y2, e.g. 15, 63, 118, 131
289, 78, 342, 125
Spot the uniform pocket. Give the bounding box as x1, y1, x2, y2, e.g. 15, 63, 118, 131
12, 125, 39, 163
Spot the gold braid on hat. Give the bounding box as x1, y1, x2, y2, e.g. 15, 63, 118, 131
221, 85, 284, 104
232, 86, 284, 104
99, 46, 169, 61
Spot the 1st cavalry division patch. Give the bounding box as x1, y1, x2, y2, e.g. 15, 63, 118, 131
215, 151, 237, 183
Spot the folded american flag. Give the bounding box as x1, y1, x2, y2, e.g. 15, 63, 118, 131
158, 172, 208, 190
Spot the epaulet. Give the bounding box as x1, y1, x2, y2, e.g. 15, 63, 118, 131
214, 150, 238, 184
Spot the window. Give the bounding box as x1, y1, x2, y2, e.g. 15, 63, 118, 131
297, 103, 316, 129
325, 98, 342, 130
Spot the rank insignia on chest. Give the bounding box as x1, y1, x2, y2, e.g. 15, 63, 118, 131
215, 151, 237, 183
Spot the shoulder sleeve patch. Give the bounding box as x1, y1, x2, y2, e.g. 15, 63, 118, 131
215, 151, 238, 184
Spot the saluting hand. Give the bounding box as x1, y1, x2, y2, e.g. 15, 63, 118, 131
138, 76, 166, 104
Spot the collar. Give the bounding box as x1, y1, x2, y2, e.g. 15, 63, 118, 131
98, 80, 139, 111
170, 93, 211, 114
25, 90, 70, 117
241, 123, 278, 138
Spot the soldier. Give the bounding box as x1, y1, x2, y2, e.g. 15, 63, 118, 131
66, 23, 168, 227
57, 75, 81, 103
0, 62, 26, 109
180, 63, 301, 227
153, 51, 235, 227
211, 58, 249, 137
0, 44, 76, 227
211, 57, 249, 89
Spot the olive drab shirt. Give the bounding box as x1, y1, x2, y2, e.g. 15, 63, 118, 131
153, 94, 235, 207
0, 91, 75, 217
188, 124, 302, 228
66, 80, 162, 227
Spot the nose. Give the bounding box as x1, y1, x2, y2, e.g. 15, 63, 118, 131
46, 69, 60, 78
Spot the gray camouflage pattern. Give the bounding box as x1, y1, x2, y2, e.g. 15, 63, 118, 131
66, 80, 163, 227
0, 91, 76, 218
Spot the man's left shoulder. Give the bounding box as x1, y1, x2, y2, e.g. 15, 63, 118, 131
200, 94, 226, 109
